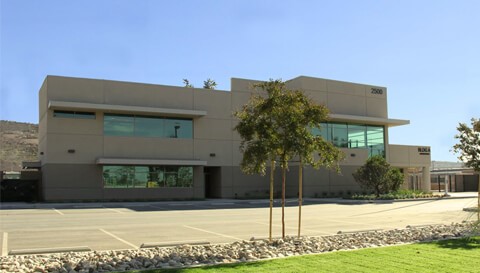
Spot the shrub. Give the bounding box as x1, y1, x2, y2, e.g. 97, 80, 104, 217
352, 155, 404, 197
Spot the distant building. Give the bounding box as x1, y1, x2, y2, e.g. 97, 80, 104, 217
430, 161, 478, 192
37, 75, 431, 201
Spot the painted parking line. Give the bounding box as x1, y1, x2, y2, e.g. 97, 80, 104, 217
183, 225, 243, 241
103, 207, 124, 214
52, 208, 64, 215
99, 229, 138, 249
1, 232, 8, 257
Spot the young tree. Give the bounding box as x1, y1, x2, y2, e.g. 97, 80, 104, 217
352, 155, 404, 197
286, 91, 343, 237
453, 118, 480, 218
203, 78, 217, 89
182, 79, 194, 88
235, 84, 280, 241
235, 79, 343, 239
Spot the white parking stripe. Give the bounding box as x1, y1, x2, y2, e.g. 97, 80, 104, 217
52, 208, 64, 215
183, 225, 242, 241
103, 208, 124, 214
1, 232, 8, 256
99, 229, 137, 249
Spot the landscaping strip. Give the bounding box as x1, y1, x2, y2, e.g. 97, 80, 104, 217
0, 222, 477, 273
133, 236, 480, 273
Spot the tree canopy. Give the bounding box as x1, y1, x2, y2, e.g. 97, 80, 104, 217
203, 78, 217, 89
453, 118, 480, 172
182, 79, 194, 88
235, 79, 343, 174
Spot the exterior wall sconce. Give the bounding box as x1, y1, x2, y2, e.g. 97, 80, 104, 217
350, 153, 356, 157
68, 149, 76, 154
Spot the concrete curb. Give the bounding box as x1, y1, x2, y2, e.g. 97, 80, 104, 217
9, 246, 91, 255
0, 194, 476, 210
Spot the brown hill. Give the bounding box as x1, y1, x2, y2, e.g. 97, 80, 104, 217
0, 120, 38, 171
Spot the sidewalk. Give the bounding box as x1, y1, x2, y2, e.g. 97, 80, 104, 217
0, 192, 477, 210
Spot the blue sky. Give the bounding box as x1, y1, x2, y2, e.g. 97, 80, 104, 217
1, 0, 479, 162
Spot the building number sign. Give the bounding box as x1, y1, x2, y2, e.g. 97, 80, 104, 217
371, 88, 384, 95
418, 147, 431, 155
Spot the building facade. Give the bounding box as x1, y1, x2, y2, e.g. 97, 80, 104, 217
38, 75, 431, 201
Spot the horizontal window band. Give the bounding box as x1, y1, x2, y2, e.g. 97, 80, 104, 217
48, 100, 207, 118
96, 158, 207, 166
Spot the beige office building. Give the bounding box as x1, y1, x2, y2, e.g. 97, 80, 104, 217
38, 75, 431, 201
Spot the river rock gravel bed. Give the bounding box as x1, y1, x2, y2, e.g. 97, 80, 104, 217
0, 222, 476, 273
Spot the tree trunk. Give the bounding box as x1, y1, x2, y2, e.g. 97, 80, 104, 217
298, 161, 303, 238
282, 164, 286, 239
269, 160, 275, 242
375, 186, 380, 198
477, 174, 479, 222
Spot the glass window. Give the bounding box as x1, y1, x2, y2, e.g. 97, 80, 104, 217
54, 110, 95, 119
178, 167, 194, 187
135, 116, 164, 137
104, 114, 134, 136
133, 166, 149, 188
164, 118, 193, 139
103, 166, 134, 188
54, 110, 75, 118
366, 126, 385, 157
331, 123, 348, 148
103, 114, 193, 138
75, 111, 95, 119
311, 122, 385, 157
147, 166, 165, 187
348, 124, 366, 149
312, 123, 330, 141
103, 165, 193, 188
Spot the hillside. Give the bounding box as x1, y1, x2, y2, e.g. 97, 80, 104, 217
0, 120, 38, 171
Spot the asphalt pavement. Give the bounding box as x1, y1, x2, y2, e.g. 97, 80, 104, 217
0, 192, 477, 256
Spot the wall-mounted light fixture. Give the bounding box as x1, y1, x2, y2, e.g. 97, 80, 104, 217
350, 153, 356, 157
40, 152, 44, 155
67, 149, 76, 154
209, 153, 216, 157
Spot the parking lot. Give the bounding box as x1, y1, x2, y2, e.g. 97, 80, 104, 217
0, 195, 477, 256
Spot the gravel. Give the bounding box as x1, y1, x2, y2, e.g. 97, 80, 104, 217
0, 222, 476, 273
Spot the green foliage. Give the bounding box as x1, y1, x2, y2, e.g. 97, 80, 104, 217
234, 79, 343, 175
352, 155, 404, 197
182, 79, 194, 88
453, 118, 480, 172
351, 189, 436, 200
203, 78, 217, 89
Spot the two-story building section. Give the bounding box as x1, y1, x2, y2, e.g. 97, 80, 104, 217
38, 75, 431, 201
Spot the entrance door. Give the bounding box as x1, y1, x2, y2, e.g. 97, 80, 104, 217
204, 167, 221, 198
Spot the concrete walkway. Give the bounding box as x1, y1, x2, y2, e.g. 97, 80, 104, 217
0, 192, 477, 210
